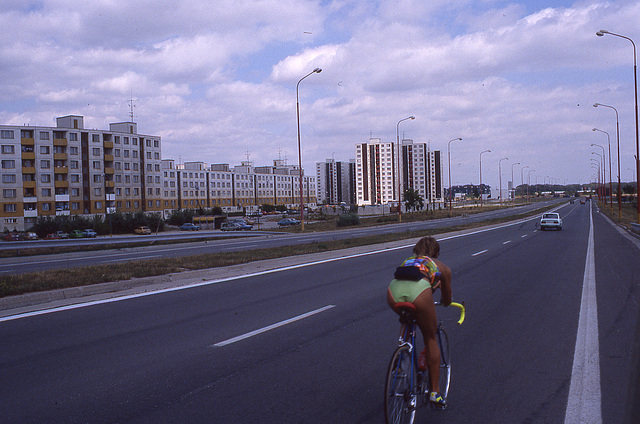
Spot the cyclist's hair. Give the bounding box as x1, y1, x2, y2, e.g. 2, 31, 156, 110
413, 236, 440, 258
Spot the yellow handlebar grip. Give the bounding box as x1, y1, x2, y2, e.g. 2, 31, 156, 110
449, 301, 466, 325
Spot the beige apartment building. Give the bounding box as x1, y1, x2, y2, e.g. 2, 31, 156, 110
1, 115, 317, 232
1, 115, 162, 232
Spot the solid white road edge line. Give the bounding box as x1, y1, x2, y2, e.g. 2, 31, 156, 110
212, 305, 336, 348
564, 204, 602, 424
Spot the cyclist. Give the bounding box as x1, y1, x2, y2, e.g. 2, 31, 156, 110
386, 236, 452, 407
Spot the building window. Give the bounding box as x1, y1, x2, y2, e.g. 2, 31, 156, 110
1, 130, 15, 139
70, 174, 80, 182
69, 146, 79, 155
92, 148, 101, 156
1, 145, 15, 154
40, 160, 50, 169
2, 174, 16, 183
3, 189, 17, 198
3, 204, 17, 213
40, 146, 50, 154
42, 202, 51, 211
1, 160, 15, 169
92, 161, 101, 169
39, 132, 50, 140
41, 174, 51, 183
42, 188, 51, 196
92, 134, 100, 142
69, 133, 78, 141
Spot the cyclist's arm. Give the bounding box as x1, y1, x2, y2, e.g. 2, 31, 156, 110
436, 260, 452, 306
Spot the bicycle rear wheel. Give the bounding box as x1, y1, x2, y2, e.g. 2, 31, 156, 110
437, 327, 451, 400
384, 345, 416, 424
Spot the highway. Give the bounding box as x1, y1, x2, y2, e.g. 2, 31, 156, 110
1, 200, 639, 423
0, 199, 565, 275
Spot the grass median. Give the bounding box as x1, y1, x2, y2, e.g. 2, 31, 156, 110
0, 202, 556, 299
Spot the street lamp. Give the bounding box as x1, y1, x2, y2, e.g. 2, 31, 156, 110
499, 157, 508, 206
594, 103, 622, 219
592, 151, 604, 202
396, 116, 415, 221
527, 169, 535, 204
593, 128, 613, 212
511, 162, 520, 205
591, 144, 606, 205
479, 149, 491, 207
447, 138, 462, 214
597, 30, 639, 223
296, 67, 322, 231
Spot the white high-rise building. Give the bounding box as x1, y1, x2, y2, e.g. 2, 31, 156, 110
355, 138, 397, 206
316, 158, 354, 205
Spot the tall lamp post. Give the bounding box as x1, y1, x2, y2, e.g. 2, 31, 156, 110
594, 103, 622, 219
396, 116, 415, 221
593, 128, 613, 212
592, 151, 604, 202
447, 137, 462, 214
511, 162, 520, 205
597, 30, 639, 223
591, 144, 606, 205
527, 169, 535, 204
296, 67, 322, 231
499, 157, 508, 206
479, 149, 491, 207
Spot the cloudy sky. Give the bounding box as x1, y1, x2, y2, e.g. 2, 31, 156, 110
1, 0, 639, 194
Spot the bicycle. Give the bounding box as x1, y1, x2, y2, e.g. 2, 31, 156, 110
384, 301, 466, 424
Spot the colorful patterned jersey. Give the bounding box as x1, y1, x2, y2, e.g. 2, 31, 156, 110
400, 256, 441, 285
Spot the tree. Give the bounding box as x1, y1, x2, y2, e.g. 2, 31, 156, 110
403, 188, 424, 213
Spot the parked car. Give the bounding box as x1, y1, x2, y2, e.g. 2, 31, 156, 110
134, 226, 151, 235
23, 232, 38, 240
221, 222, 241, 231
179, 223, 200, 231
278, 218, 301, 227
228, 219, 253, 230
540, 213, 562, 231
83, 229, 98, 238
221, 221, 252, 231
44, 233, 61, 240
55, 230, 69, 239
69, 229, 84, 238
4, 232, 22, 241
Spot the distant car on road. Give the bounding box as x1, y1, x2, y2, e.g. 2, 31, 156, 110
179, 223, 200, 231
69, 229, 84, 238
540, 213, 562, 231
134, 226, 151, 235
45, 233, 60, 240
23, 232, 38, 240
83, 229, 98, 238
55, 230, 69, 239
278, 218, 301, 227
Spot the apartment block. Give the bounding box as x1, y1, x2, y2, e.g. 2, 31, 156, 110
316, 158, 355, 205
402, 140, 444, 205
1, 115, 162, 231
355, 138, 398, 206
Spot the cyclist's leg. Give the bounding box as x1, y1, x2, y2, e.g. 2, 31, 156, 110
413, 288, 441, 393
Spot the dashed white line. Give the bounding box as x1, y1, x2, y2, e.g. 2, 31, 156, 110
521, 234, 528, 238
471, 249, 488, 256
212, 305, 336, 347
503, 240, 511, 245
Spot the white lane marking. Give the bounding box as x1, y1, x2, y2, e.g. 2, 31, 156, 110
103, 255, 160, 263
564, 204, 601, 424
471, 250, 488, 256
212, 305, 336, 347
503, 240, 511, 245
521, 234, 527, 238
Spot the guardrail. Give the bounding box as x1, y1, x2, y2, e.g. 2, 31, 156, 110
630, 223, 640, 233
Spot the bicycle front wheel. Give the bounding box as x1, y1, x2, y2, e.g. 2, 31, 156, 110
384, 345, 416, 424
437, 327, 451, 399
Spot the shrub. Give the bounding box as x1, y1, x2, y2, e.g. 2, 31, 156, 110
336, 212, 361, 227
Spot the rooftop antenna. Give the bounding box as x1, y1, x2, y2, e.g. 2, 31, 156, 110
128, 90, 136, 122
277, 147, 283, 160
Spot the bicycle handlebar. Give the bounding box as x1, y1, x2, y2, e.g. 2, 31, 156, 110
435, 301, 466, 325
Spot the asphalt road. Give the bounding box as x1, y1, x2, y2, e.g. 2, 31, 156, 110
0, 199, 565, 275
1, 200, 638, 423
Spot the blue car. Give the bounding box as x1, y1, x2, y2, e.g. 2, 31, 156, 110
277, 218, 301, 227
179, 223, 200, 231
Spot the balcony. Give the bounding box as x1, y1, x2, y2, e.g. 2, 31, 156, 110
105, 180, 115, 188
53, 138, 68, 146
56, 210, 71, 216
21, 152, 36, 160
104, 167, 115, 174
54, 153, 68, 160
21, 138, 35, 146
103, 141, 114, 149
23, 181, 37, 188
54, 166, 68, 174
24, 209, 38, 218
104, 154, 114, 162
54, 180, 69, 188
23, 196, 37, 203
55, 194, 70, 202
22, 166, 36, 174
106, 194, 116, 201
